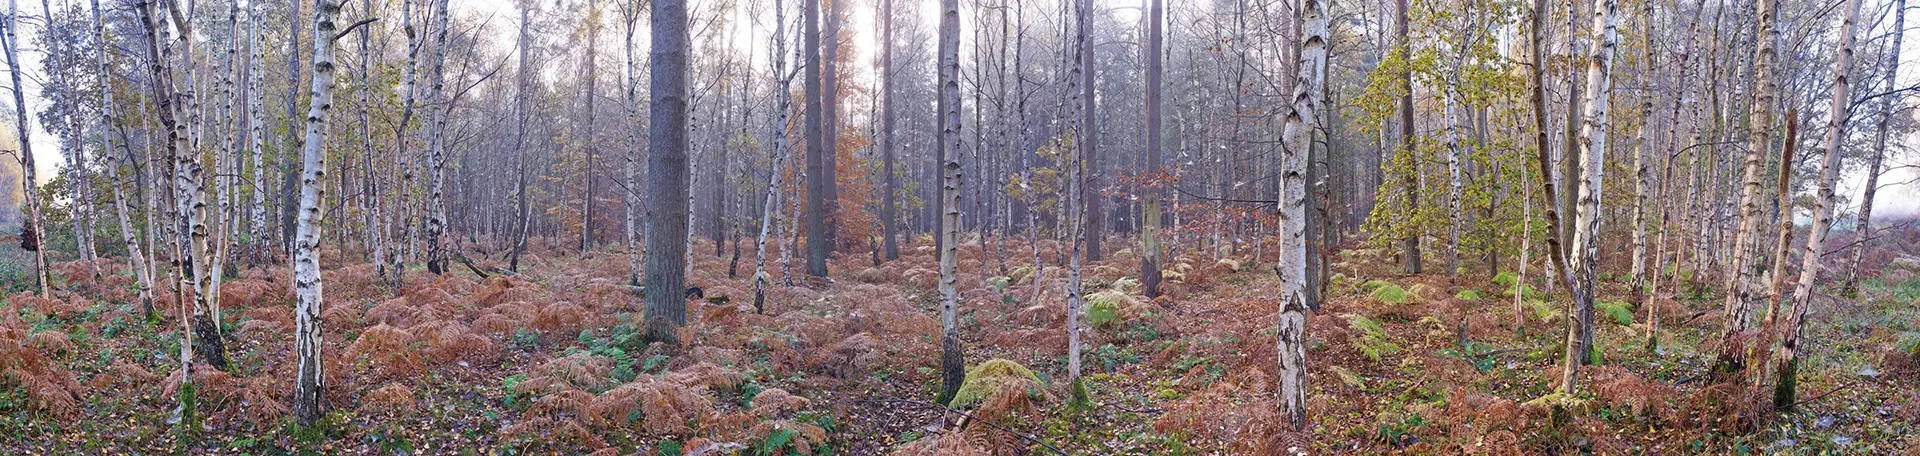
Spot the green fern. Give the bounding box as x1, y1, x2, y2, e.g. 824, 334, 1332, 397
1597, 300, 1633, 326
1370, 284, 1411, 305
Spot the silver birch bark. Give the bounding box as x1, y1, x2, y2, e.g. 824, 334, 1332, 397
934, 0, 964, 405
1842, 0, 1905, 296
1718, 0, 1777, 373
1277, 0, 1328, 431
423, 0, 451, 275
293, 0, 349, 425
95, 0, 154, 319
751, 0, 794, 314
1776, 0, 1859, 410
3, 0, 49, 296
1558, 0, 1618, 394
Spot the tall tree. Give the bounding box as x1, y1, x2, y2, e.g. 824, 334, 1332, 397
1395, 0, 1420, 273
1717, 0, 1777, 375
1277, 0, 1328, 430
642, 0, 691, 344
933, 0, 964, 405
1075, 0, 1101, 260
1558, 0, 1619, 394
2, 0, 49, 296
95, 0, 154, 319
1775, 0, 1860, 411
423, 0, 452, 275
752, 0, 796, 313
1140, 0, 1164, 298
1842, 0, 1906, 296
879, 0, 899, 261
292, 0, 355, 426
802, 0, 829, 277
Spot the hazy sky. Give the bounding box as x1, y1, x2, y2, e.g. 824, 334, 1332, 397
3, 0, 1917, 220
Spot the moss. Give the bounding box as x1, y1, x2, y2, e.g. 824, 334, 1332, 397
1370, 283, 1412, 305
1087, 290, 1130, 328
1597, 300, 1633, 326
1454, 290, 1482, 301
948, 358, 1044, 409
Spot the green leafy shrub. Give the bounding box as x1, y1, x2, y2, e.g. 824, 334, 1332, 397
1361, 279, 1393, 291
948, 358, 1045, 409
1454, 289, 1482, 301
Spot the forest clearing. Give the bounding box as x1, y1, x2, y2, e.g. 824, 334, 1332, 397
1, 0, 1919, 453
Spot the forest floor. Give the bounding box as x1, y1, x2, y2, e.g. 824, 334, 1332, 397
1, 235, 1918, 455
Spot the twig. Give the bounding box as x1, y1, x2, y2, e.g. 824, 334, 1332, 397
860, 398, 1073, 456
1795, 381, 1857, 407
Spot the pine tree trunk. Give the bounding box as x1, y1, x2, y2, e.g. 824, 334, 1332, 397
802, 0, 829, 278
1141, 0, 1164, 298
642, 0, 692, 344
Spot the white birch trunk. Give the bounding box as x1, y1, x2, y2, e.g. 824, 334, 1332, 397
1776, 0, 1859, 410
1276, 0, 1327, 431
292, 0, 347, 425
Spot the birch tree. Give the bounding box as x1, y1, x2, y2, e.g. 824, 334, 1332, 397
933, 0, 964, 405
1276, 0, 1327, 431
1558, 0, 1618, 394
1842, 0, 1905, 296
2, 0, 49, 296
1717, 0, 1777, 374
292, 0, 358, 426
752, 0, 795, 313
1775, 0, 1859, 411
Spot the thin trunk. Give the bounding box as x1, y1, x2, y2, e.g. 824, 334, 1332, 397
1717, 0, 1777, 376
934, 0, 965, 406
1141, 0, 1164, 298
292, 0, 347, 425
1777, 0, 1859, 410
1277, 0, 1328, 430
1842, 0, 1904, 296
1559, 0, 1619, 394
2, 0, 49, 296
